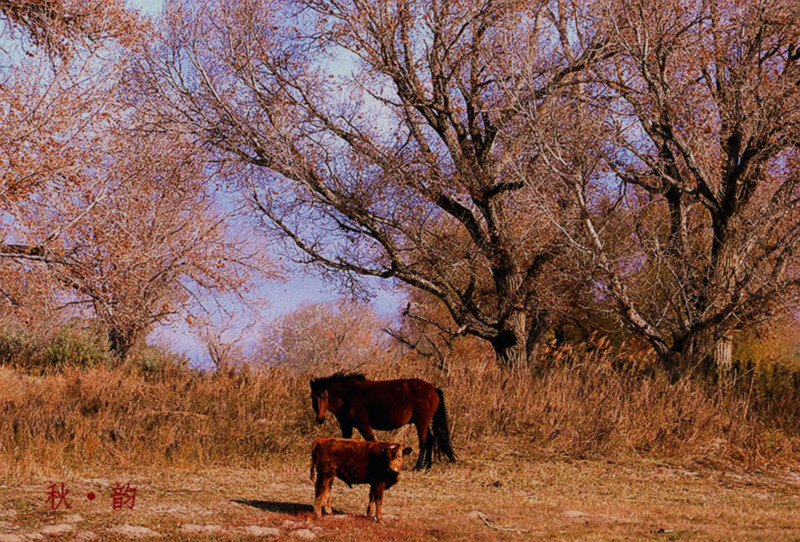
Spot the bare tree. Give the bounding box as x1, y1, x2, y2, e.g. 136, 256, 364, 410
194, 313, 258, 370
132, 0, 607, 370
0, 0, 141, 285
11, 127, 272, 358
0, 0, 137, 56
545, 0, 800, 375
0, 3, 276, 359
0, 40, 127, 325
258, 300, 395, 373
70, 136, 267, 357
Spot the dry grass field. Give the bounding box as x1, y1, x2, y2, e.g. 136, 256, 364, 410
1, 341, 799, 540
0, 450, 798, 541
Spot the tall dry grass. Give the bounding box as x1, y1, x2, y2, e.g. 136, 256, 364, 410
0, 361, 316, 477
0, 336, 798, 480
441, 341, 800, 467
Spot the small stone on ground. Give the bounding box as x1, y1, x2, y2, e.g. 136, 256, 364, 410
109, 525, 161, 538
179, 524, 223, 534
40, 524, 74, 536
240, 525, 280, 537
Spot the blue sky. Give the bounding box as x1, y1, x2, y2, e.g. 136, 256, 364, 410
128, 0, 404, 365
129, 0, 162, 14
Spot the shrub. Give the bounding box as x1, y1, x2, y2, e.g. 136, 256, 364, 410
41, 324, 110, 369
0, 320, 112, 372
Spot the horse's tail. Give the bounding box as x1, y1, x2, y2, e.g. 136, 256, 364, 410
431, 388, 456, 463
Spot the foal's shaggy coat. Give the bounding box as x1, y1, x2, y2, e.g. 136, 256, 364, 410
310, 437, 412, 520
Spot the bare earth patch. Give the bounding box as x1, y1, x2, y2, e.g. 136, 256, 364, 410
0, 455, 798, 540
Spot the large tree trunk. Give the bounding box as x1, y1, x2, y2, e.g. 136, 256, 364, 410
108, 326, 138, 360
492, 336, 527, 372
661, 330, 734, 382
706, 213, 740, 375
491, 312, 531, 372
662, 335, 693, 381
713, 335, 733, 377
525, 309, 551, 365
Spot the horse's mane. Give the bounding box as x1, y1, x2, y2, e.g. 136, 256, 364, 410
310, 370, 366, 389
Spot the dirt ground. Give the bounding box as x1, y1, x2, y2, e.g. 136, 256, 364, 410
1, 453, 798, 541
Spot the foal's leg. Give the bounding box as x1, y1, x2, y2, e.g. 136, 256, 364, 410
314, 473, 328, 518
323, 478, 333, 515
366, 484, 375, 518
367, 483, 384, 520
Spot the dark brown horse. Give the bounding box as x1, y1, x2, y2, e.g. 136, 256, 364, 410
309, 371, 456, 469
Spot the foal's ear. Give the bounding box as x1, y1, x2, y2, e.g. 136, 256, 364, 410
402, 446, 413, 457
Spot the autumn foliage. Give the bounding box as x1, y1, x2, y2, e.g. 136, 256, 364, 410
0, 0, 139, 55
1, 0, 800, 480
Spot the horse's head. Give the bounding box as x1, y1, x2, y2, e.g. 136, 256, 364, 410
309, 381, 329, 424
310, 371, 360, 424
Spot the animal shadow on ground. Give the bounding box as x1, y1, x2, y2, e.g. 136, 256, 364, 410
233, 499, 343, 516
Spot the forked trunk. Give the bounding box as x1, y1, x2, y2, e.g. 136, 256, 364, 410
108, 327, 138, 360
491, 313, 538, 372
661, 331, 734, 381
492, 337, 527, 372
662, 337, 693, 381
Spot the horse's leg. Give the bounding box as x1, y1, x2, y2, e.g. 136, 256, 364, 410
356, 425, 376, 441
413, 421, 429, 469
414, 407, 436, 469
354, 418, 376, 441
332, 414, 353, 439
339, 423, 353, 439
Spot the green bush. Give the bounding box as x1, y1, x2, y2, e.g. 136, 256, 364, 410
42, 325, 110, 369
0, 323, 36, 365
130, 344, 192, 381
0, 320, 112, 371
